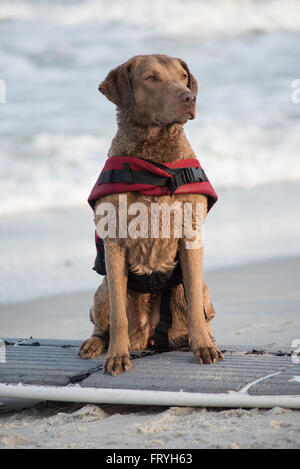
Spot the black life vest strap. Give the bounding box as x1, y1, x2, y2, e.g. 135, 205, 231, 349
93, 234, 183, 294
127, 262, 182, 294
93, 235, 209, 352
153, 289, 172, 352
93, 234, 175, 351
98, 168, 170, 187
98, 160, 208, 195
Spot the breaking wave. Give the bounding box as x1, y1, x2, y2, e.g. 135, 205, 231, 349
1, 0, 300, 37
1, 123, 300, 217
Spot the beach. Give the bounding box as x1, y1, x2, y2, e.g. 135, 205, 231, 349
1, 195, 300, 449
1, 181, 300, 344
1, 0, 300, 450
1, 182, 300, 307
1, 253, 300, 347
0, 402, 299, 449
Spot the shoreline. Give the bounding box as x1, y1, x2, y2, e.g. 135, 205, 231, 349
1, 181, 300, 305
1, 254, 299, 347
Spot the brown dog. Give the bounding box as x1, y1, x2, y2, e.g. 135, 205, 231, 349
79, 54, 223, 375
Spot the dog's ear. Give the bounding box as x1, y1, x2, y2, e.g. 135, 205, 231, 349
98, 60, 133, 111
178, 59, 198, 96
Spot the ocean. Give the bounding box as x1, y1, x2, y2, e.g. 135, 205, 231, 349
0, 0, 300, 216
0, 0, 300, 304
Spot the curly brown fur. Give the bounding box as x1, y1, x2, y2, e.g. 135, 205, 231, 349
78, 54, 223, 373
79, 279, 216, 359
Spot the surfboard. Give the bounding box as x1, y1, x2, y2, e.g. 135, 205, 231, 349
0, 338, 299, 410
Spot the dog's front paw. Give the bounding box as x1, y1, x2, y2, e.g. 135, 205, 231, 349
193, 345, 224, 364
104, 351, 132, 376
192, 335, 224, 365
78, 336, 105, 359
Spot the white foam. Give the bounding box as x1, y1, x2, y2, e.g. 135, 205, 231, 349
0, 134, 107, 217
1, 0, 300, 218
1, 0, 300, 36
190, 121, 300, 189
1, 122, 300, 217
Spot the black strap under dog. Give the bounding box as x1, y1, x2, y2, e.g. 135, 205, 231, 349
93, 235, 177, 351
127, 262, 182, 294
153, 289, 172, 352
93, 236, 209, 352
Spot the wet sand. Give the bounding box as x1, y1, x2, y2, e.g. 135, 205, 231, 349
1, 255, 299, 346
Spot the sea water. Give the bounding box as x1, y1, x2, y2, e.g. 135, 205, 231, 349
0, 0, 300, 303
0, 0, 299, 216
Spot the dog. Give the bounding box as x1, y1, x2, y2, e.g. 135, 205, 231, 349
79, 54, 223, 375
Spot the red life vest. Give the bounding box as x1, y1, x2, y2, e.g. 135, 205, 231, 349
88, 156, 218, 350
88, 156, 218, 212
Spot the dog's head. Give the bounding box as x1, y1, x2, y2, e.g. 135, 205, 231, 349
99, 54, 198, 127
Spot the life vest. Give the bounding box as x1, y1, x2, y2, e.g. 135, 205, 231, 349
89, 156, 217, 283
88, 156, 218, 211
88, 156, 218, 350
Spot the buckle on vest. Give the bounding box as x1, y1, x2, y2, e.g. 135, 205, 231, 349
123, 163, 134, 185
169, 167, 206, 195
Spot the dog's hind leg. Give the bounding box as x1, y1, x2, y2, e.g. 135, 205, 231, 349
168, 284, 188, 349
79, 276, 218, 358
79, 277, 159, 359
78, 277, 110, 359
168, 281, 218, 349
202, 280, 217, 345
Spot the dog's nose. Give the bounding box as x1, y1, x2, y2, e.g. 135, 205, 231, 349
179, 91, 196, 105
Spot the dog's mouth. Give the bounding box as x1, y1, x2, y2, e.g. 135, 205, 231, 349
174, 111, 195, 125
154, 111, 195, 127
184, 111, 195, 121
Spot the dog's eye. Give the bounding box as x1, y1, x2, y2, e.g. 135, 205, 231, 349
146, 75, 156, 81
182, 73, 188, 80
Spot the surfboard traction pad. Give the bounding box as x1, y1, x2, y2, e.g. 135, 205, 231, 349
1, 338, 299, 400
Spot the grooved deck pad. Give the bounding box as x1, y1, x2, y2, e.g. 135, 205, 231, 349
1, 339, 300, 399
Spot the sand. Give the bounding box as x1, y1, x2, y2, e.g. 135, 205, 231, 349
0, 403, 299, 449
0, 256, 299, 449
